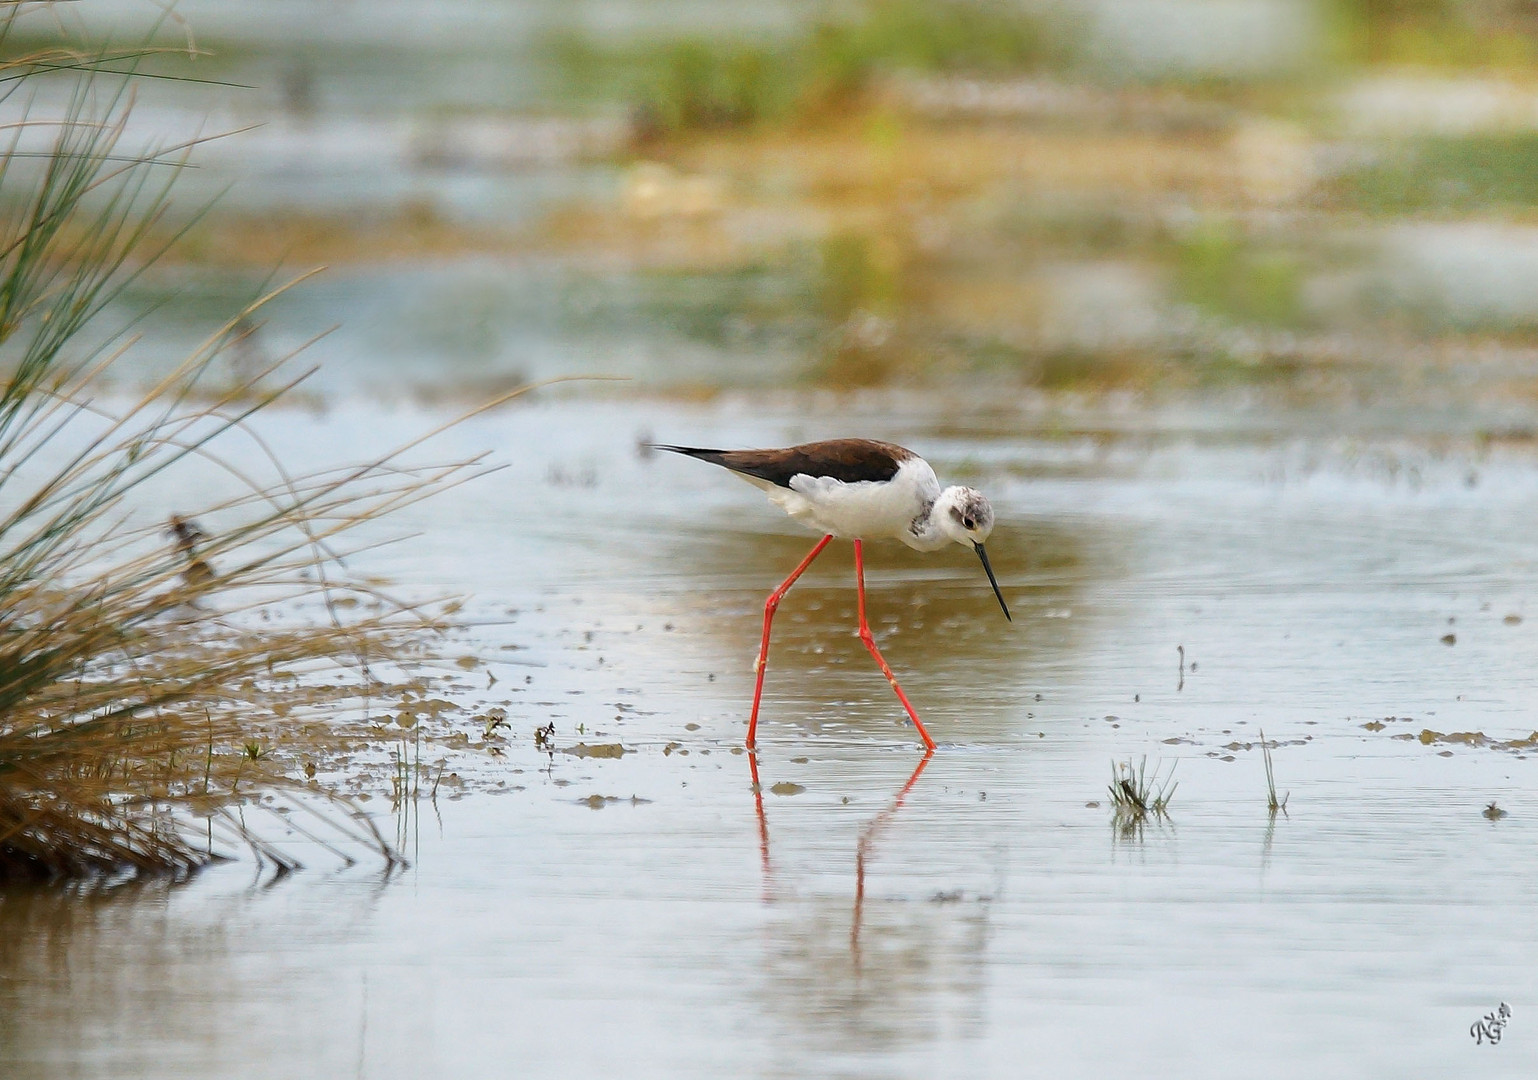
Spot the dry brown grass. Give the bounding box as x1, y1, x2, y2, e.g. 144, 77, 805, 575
0, 303, 508, 881
0, 5, 521, 883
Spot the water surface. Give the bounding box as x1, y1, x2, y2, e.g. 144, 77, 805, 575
4, 395, 1538, 1076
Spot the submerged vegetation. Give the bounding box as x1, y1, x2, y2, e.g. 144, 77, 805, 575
0, 9, 488, 882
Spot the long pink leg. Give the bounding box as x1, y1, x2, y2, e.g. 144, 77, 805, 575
747, 534, 833, 749
853, 539, 937, 751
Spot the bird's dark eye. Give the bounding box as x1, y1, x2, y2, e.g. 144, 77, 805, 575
962, 517, 975, 530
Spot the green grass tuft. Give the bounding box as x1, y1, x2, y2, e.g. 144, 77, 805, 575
1108, 756, 1177, 817
1260, 728, 1289, 815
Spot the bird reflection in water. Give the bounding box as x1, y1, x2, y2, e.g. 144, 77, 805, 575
850, 752, 931, 967
748, 750, 933, 953
745, 750, 990, 1050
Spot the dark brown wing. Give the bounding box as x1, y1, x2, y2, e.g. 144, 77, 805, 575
654, 439, 913, 488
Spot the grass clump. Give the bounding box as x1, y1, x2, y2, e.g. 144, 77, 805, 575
1108, 756, 1177, 818
0, 9, 489, 883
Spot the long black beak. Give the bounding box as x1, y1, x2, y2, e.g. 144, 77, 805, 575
974, 542, 1011, 622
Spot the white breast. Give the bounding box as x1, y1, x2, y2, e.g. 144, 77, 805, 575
762, 457, 941, 541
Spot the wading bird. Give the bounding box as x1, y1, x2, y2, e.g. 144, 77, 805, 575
166, 514, 214, 589
656, 439, 1010, 751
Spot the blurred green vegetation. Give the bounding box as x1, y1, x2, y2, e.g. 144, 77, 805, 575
811, 229, 907, 385
818, 230, 901, 319
608, 264, 819, 351
1330, 134, 1538, 212
1172, 223, 1304, 328
35, 0, 1538, 399
1329, 0, 1538, 67
548, 0, 1076, 133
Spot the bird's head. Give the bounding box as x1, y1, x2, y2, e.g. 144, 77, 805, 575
935, 487, 995, 546
934, 487, 1010, 621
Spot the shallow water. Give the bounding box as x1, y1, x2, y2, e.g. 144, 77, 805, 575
4, 394, 1538, 1076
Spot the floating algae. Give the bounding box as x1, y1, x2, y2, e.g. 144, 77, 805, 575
563, 743, 628, 759
580, 795, 653, 809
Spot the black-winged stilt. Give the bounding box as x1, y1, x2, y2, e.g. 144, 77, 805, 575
656, 438, 1010, 751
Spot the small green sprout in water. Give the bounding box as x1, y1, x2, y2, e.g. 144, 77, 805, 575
1260, 729, 1289, 815
243, 742, 271, 762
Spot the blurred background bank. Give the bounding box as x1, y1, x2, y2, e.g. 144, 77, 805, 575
11, 1, 1538, 420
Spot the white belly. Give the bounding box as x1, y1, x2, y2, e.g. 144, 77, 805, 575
757, 458, 941, 542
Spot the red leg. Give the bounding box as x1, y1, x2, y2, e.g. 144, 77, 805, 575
747, 534, 833, 749
853, 539, 936, 751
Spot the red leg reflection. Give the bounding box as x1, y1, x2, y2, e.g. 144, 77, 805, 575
748, 751, 770, 883
747, 534, 833, 749
853, 539, 937, 751
852, 750, 934, 959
